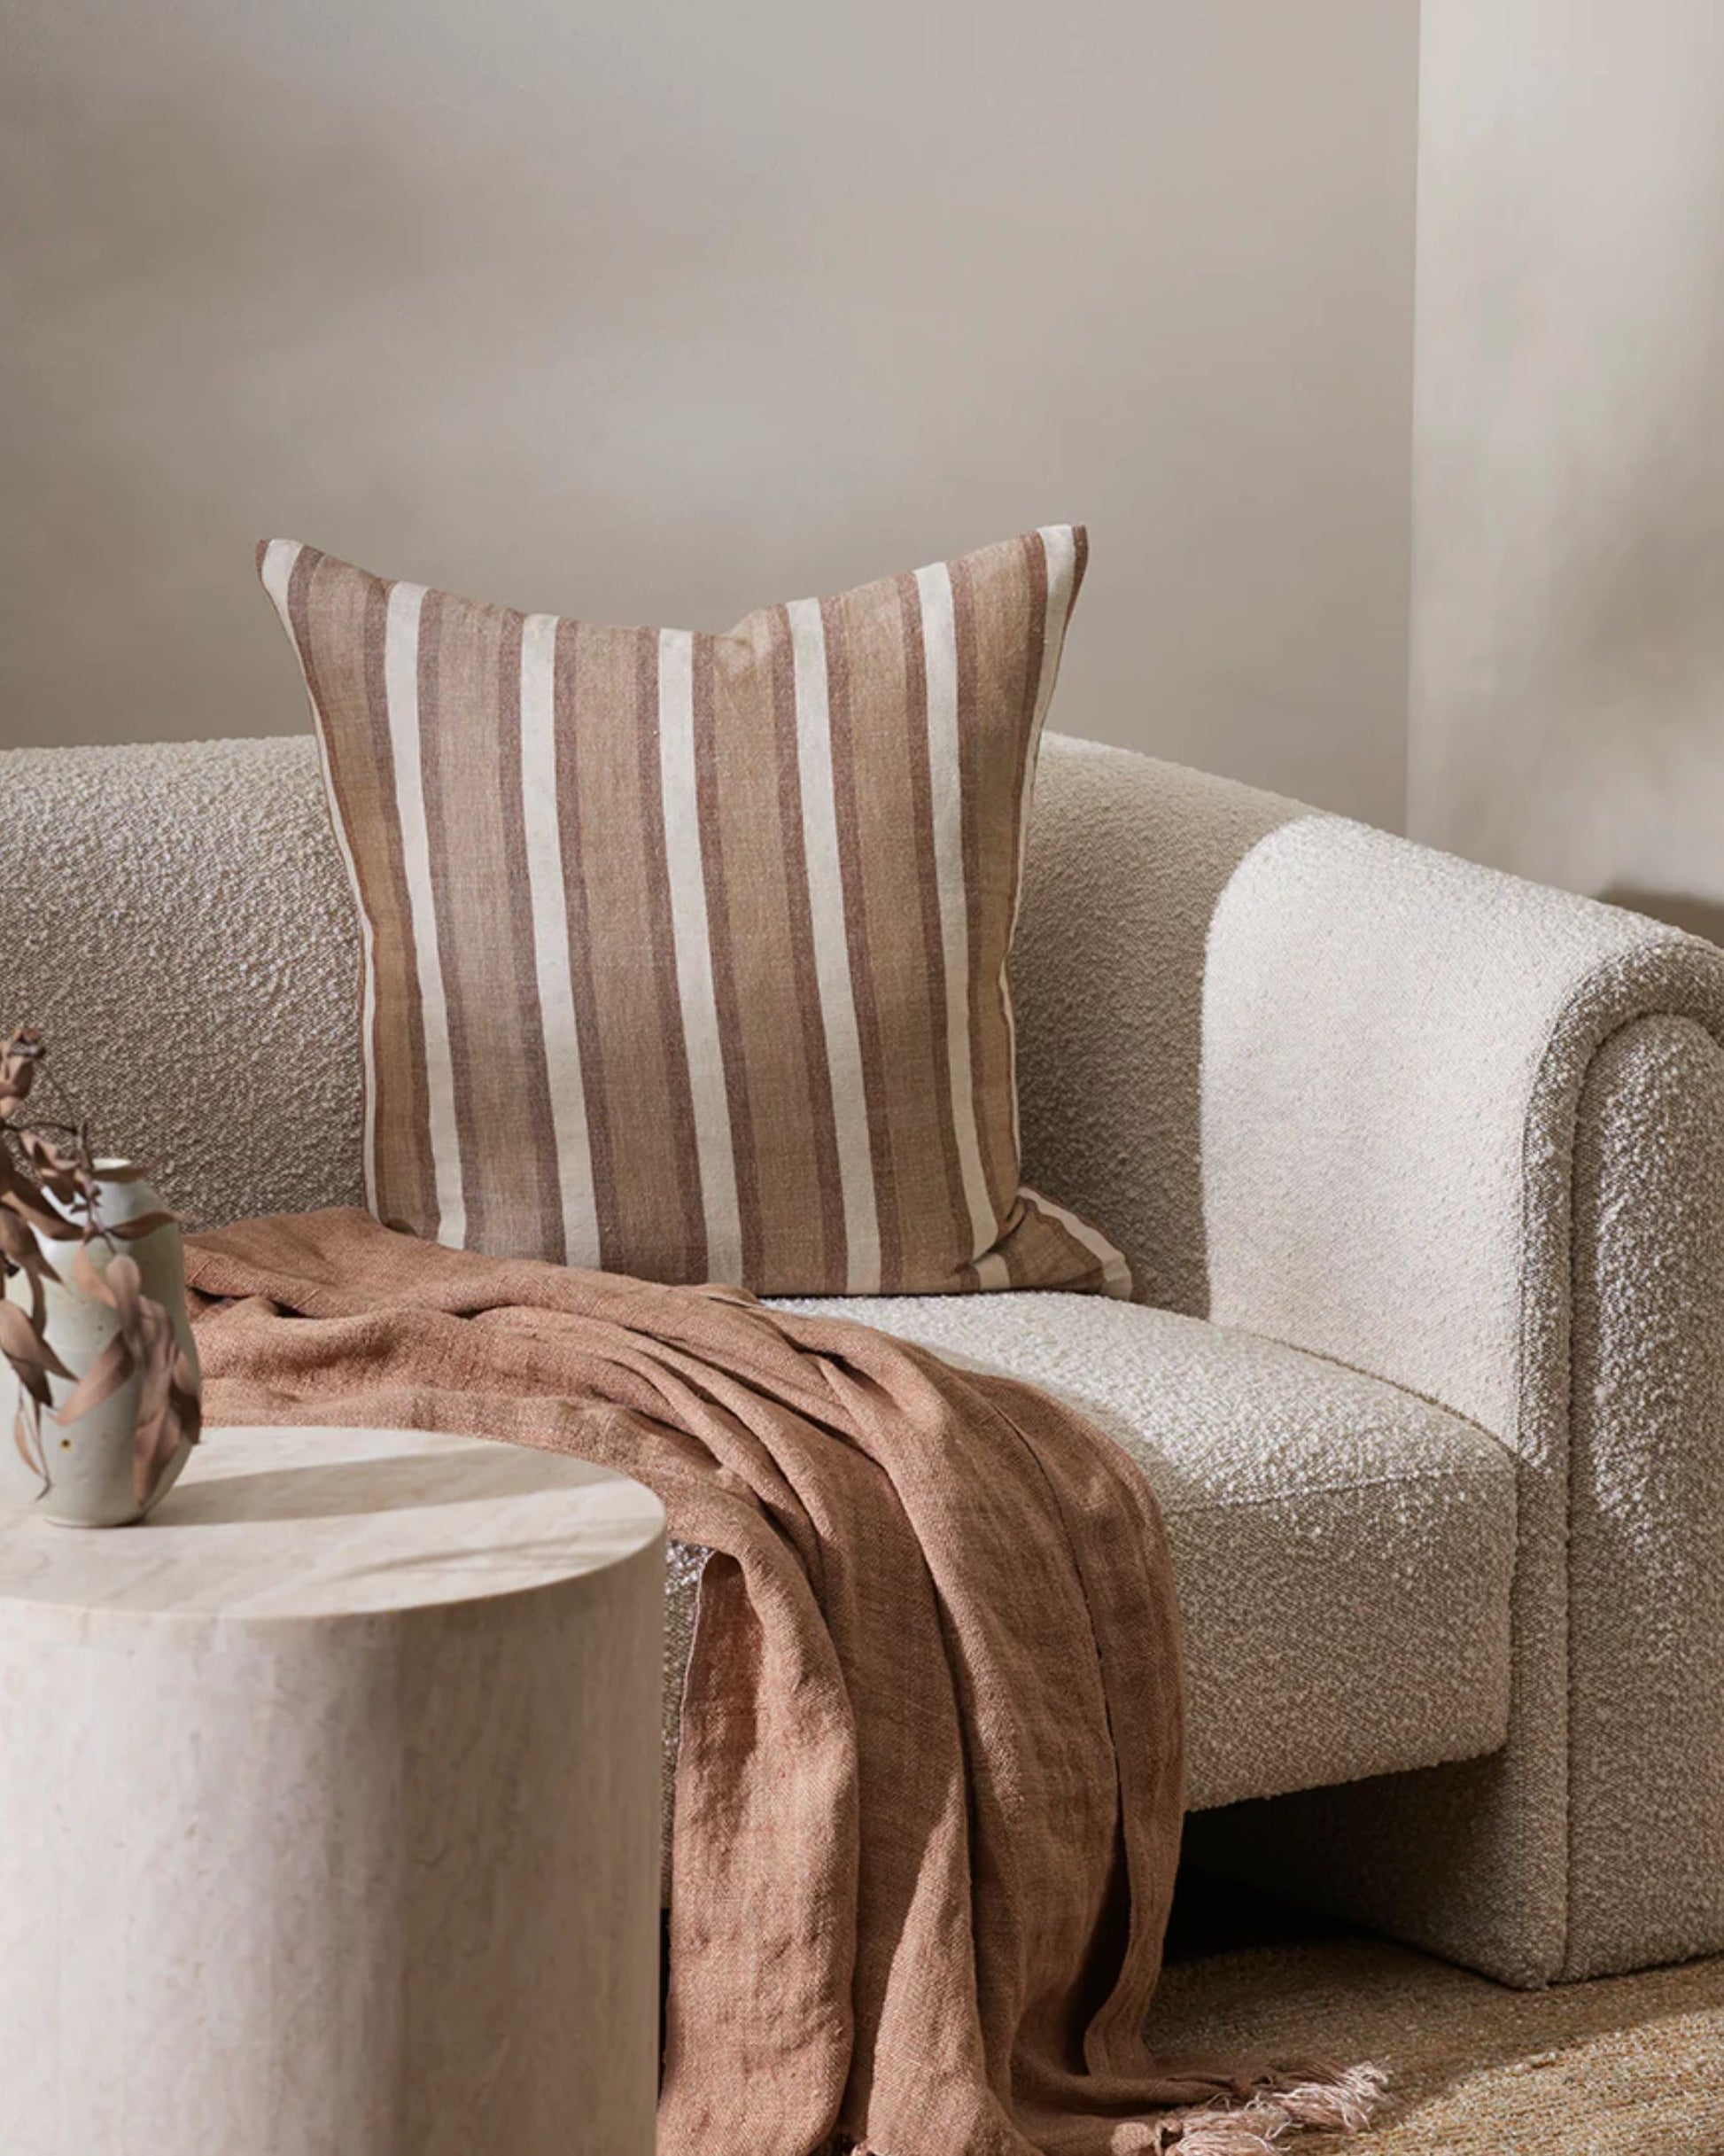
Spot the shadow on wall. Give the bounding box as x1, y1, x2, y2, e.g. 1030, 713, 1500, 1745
1600, 886, 1724, 948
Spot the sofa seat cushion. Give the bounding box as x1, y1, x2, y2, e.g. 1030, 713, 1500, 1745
663, 1294, 1516, 1822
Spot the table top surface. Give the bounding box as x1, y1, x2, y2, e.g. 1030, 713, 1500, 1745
0, 1426, 664, 1622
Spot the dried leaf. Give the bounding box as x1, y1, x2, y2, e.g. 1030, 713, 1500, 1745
139, 1375, 199, 1504
67, 1241, 114, 1308
0, 1299, 74, 1383
0, 1029, 43, 1102
120, 1285, 206, 1509
171, 1358, 201, 1439
19, 1133, 80, 1203
18, 1254, 54, 1338
109, 1211, 175, 1242
93, 1162, 147, 1185
53, 1333, 136, 1425
0, 1190, 81, 1241
104, 1254, 143, 1333
130, 1300, 192, 1506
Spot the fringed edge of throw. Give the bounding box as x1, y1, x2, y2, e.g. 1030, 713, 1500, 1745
1164, 2060, 1390, 2152
823, 2059, 1389, 2156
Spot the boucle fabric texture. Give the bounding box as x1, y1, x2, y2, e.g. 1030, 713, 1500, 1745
1013, 744, 1306, 1315
255, 533, 1130, 1298
182, 1209, 1383, 2156
656, 1293, 1517, 1859
1175, 817, 1724, 1986
0, 737, 363, 1228
8, 728, 1724, 1986
1566, 1016, 1724, 1975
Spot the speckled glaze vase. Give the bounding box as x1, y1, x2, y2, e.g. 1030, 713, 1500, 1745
0, 1164, 200, 1527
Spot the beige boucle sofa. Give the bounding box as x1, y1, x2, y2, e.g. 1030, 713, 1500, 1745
5, 729, 1722, 1990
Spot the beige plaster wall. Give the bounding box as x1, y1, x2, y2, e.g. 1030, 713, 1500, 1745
1410, 1, 1724, 926
4, 1, 1416, 824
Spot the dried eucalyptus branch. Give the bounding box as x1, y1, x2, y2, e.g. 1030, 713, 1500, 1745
0, 1029, 201, 1505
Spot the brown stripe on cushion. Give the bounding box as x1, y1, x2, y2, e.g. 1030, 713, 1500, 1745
767, 603, 848, 1289
702, 612, 828, 1289
830, 574, 924, 1287
926, 1183, 1133, 1298
355, 565, 439, 1238
999, 1198, 1090, 1290
1003, 525, 1085, 1163
564, 625, 702, 1280
553, 618, 623, 1265
493, 608, 566, 1261
633, 624, 709, 1280
416, 585, 503, 1250
1010, 529, 1050, 864
949, 546, 1018, 1223
285, 556, 379, 1140
693, 633, 765, 1288
370, 579, 460, 1244
999, 530, 1052, 1168
1015, 1186, 1134, 1297
291, 549, 439, 1237
985, 1193, 1032, 1288
821, 593, 904, 1289
892, 571, 975, 1280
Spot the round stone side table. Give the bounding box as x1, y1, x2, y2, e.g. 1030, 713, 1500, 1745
0, 1425, 665, 2156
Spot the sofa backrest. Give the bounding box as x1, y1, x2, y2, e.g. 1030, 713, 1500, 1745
1, 736, 366, 1232
0, 731, 1302, 1308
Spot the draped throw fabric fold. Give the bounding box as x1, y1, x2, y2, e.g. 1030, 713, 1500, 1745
185, 1209, 1379, 2156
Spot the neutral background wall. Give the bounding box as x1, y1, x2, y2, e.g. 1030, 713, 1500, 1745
4, 0, 1417, 826
1411, 0, 1724, 922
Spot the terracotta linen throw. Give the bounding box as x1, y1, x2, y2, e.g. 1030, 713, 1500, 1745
257, 529, 1133, 1300
184, 1210, 1378, 2156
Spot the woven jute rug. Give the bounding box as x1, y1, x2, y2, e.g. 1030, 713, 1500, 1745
1152, 1889, 1724, 2153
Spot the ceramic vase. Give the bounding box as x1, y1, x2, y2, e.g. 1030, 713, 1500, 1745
0, 1164, 200, 1527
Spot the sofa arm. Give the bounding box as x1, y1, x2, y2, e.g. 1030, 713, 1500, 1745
1021, 734, 1724, 1402
1197, 813, 1724, 1437
1191, 977, 1724, 1986
1190, 813, 1724, 1983
1022, 739, 1724, 1981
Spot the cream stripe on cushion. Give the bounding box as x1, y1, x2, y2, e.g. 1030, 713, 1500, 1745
519, 611, 602, 1266
788, 596, 881, 1295
259, 537, 382, 1216
916, 560, 996, 1263
657, 628, 744, 1284
1022, 1187, 1135, 1298
260, 527, 1130, 1297
384, 580, 466, 1248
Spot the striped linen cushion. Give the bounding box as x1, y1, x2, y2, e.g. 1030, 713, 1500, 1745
259, 529, 1131, 1297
